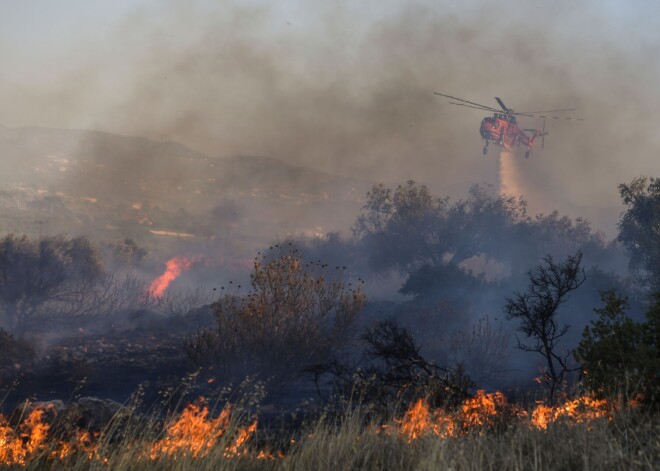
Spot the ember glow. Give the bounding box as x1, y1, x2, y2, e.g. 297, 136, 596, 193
148, 256, 194, 299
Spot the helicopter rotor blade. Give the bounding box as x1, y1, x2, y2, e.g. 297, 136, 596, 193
511, 111, 584, 121
434, 92, 500, 111
495, 97, 510, 112
516, 108, 576, 114
447, 102, 501, 112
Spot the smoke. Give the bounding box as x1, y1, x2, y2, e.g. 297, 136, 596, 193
1, 1, 659, 235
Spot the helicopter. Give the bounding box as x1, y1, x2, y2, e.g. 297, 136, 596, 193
434, 93, 582, 158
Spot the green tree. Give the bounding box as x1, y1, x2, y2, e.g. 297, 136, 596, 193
0, 234, 102, 334
504, 251, 586, 405
576, 290, 659, 405
618, 176, 660, 293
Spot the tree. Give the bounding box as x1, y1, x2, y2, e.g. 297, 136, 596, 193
353, 180, 449, 273
0, 234, 103, 334
618, 176, 660, 293
576, 290, 659, 405
352, 181, 606, 301
187, 248, 366, 381
504, 251, 586, 404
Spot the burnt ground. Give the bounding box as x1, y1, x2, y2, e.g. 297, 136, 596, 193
1, 309, 211, 414
0, 308, 323, 424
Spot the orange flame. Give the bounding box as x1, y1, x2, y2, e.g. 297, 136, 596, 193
0, 407, 51, 465
530, 395, 610, 430
393, 391, 614, 441
397, 399, 456, 440
0, 393, 625, 466
148, 257, 194, 299
149, 402, 257, 460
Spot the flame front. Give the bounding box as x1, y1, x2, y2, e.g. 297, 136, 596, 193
395, 391, 613, 442
0, 393, 623, 465
530, 395, 609, 430
148, 256, 193, 299
150, 402, 257, 460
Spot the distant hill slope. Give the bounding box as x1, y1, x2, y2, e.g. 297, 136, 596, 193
0, 126, 370, 254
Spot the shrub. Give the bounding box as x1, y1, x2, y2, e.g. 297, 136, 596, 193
187, 249, 366, 381
576, 290, 660, 405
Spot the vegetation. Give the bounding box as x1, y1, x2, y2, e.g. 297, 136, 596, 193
186, 248, 366, 381
618, 176, 660, 293
0, 234, 103, 334
1, 176, 659, 469
0, 392, 656, 470
505, 251, 586, 404
576, 290, 660, 405
353, 181, 610, 300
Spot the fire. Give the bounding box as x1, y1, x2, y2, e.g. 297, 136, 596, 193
394, 391, 613, 442
460, 389, 508, 429
0, 407, 49, 465
149, 402, 257, 460
530, 395, 610, 430
0, 393, 623, 466
0, 400, 259, 466
148, 256, 194, 299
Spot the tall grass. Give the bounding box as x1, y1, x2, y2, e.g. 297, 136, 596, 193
15, 399, 659, 470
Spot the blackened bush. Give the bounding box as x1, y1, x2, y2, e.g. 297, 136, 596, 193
187, 250, 366, 381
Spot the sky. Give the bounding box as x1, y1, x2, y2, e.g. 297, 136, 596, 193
1, 0, 659, 235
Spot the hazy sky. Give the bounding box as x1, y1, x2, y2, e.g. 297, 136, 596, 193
2, 0, 659, 235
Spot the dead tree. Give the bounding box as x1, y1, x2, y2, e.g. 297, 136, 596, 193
505, 251, 586, 405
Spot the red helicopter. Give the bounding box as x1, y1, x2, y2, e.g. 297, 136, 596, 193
434, 93, 582, 158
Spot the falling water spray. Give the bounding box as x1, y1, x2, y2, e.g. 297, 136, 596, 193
498, 151, 524, 200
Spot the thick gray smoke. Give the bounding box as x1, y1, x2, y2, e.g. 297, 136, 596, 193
1, 1, 659, 235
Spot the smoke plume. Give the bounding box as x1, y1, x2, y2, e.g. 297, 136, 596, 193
1, 1, 659, 234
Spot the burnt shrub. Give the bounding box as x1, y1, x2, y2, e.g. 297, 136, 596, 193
186, 249, 366, 382
308, 320, 473, 414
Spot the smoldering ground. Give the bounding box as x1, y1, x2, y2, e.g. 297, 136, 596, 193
1, 1, 660, 235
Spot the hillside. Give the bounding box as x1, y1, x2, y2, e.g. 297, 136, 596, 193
0, 126, 369, 257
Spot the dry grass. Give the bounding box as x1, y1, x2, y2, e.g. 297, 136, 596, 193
13, 400, 659, 471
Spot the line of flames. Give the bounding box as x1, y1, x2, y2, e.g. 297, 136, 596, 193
394, 390, 612, 442
0, 392, 618, 465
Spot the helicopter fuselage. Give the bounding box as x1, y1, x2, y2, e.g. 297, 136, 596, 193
480, 114, 534, 151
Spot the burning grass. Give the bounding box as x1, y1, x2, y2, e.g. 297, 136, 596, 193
1, 392, 657, 470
